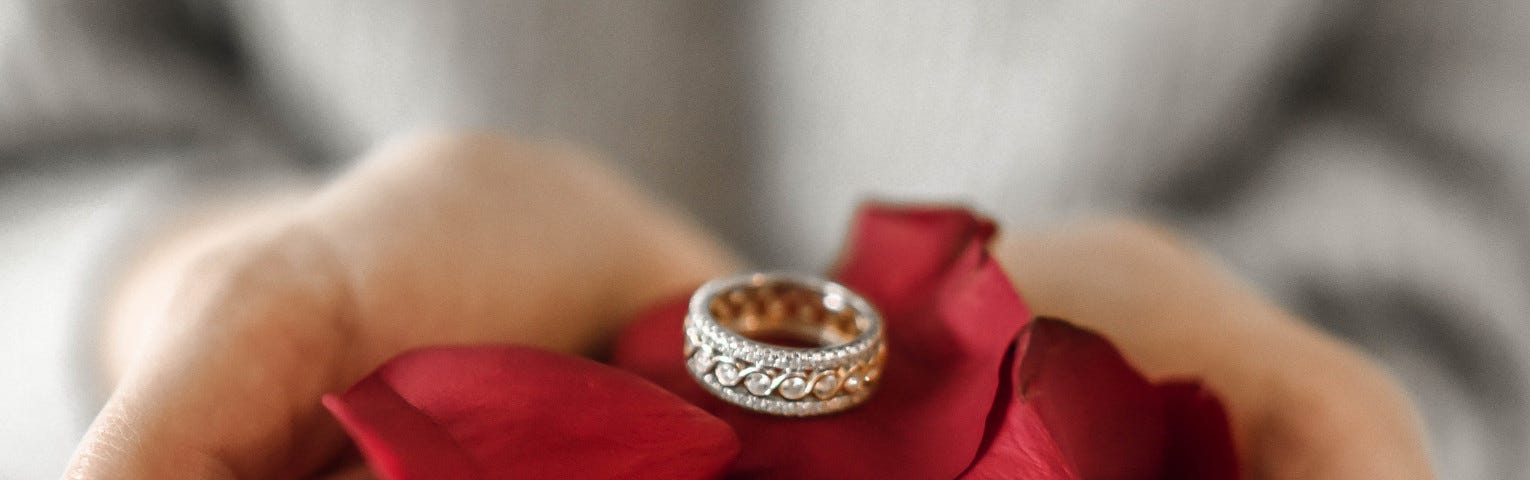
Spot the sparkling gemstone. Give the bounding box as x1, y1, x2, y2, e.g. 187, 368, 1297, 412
813, 374, 839, 399
689, 352, 715, 375
842, 375, 864, 393
714, 363, 742, 386
778, 376, 810, 400
744, 372, 773, 396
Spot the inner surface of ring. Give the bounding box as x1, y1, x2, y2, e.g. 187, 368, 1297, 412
708, 281, 867, 349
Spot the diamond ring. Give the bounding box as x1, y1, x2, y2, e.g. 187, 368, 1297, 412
684, 272, 886, 416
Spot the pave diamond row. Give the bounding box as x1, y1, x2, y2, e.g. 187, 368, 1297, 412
684, 308, 881, 370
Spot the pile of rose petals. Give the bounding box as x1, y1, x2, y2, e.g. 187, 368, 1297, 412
323, 205, 1239, 479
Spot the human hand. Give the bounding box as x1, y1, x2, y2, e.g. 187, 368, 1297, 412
997, 222, 1433, 479
66, 133, 736, 478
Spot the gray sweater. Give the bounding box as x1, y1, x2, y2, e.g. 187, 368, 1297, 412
3, 1, 1527, 477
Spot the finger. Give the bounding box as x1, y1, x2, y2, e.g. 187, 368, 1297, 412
995, 220, 1432, 479
68, 224, 355, 479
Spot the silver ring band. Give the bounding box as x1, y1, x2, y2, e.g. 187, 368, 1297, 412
684, 272, 886, 416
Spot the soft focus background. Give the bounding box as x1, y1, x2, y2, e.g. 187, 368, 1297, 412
4, 1, 1529, 478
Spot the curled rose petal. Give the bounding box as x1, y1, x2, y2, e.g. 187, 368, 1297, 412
1157, 381, 1240, 480
962, 394, 1081, 480
964, 318, 1239, 479
1014, 317, 1169, 478
614, 205, 1030, 479
323, 346, 739, 480
961, 347, 1079, 480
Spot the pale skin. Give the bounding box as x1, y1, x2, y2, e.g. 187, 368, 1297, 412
65, 133, 1433, 479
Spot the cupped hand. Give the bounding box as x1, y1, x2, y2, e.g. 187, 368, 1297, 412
997, 223, 1433, 479
66, 133, 737, 479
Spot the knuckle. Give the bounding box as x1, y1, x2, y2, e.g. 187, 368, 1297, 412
169, 219, 345, 326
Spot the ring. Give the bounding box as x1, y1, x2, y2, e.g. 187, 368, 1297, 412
684, 272, 886, 416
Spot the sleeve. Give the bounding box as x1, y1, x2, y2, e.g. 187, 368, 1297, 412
0, 0, 307, 171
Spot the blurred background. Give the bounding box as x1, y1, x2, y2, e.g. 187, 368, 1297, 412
3, 1, 1528, 478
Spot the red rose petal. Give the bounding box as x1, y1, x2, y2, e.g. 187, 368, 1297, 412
1015, 318, 1168, 479
961, 346, 1079, 479
834, 204, 997, 317
962, 397, 1081, 480
323, 346, 739, 480
1158, 381, 1240, 480
613, 206, 1030, 479
323, 375, 481, 479
965, 318, 1239, 479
